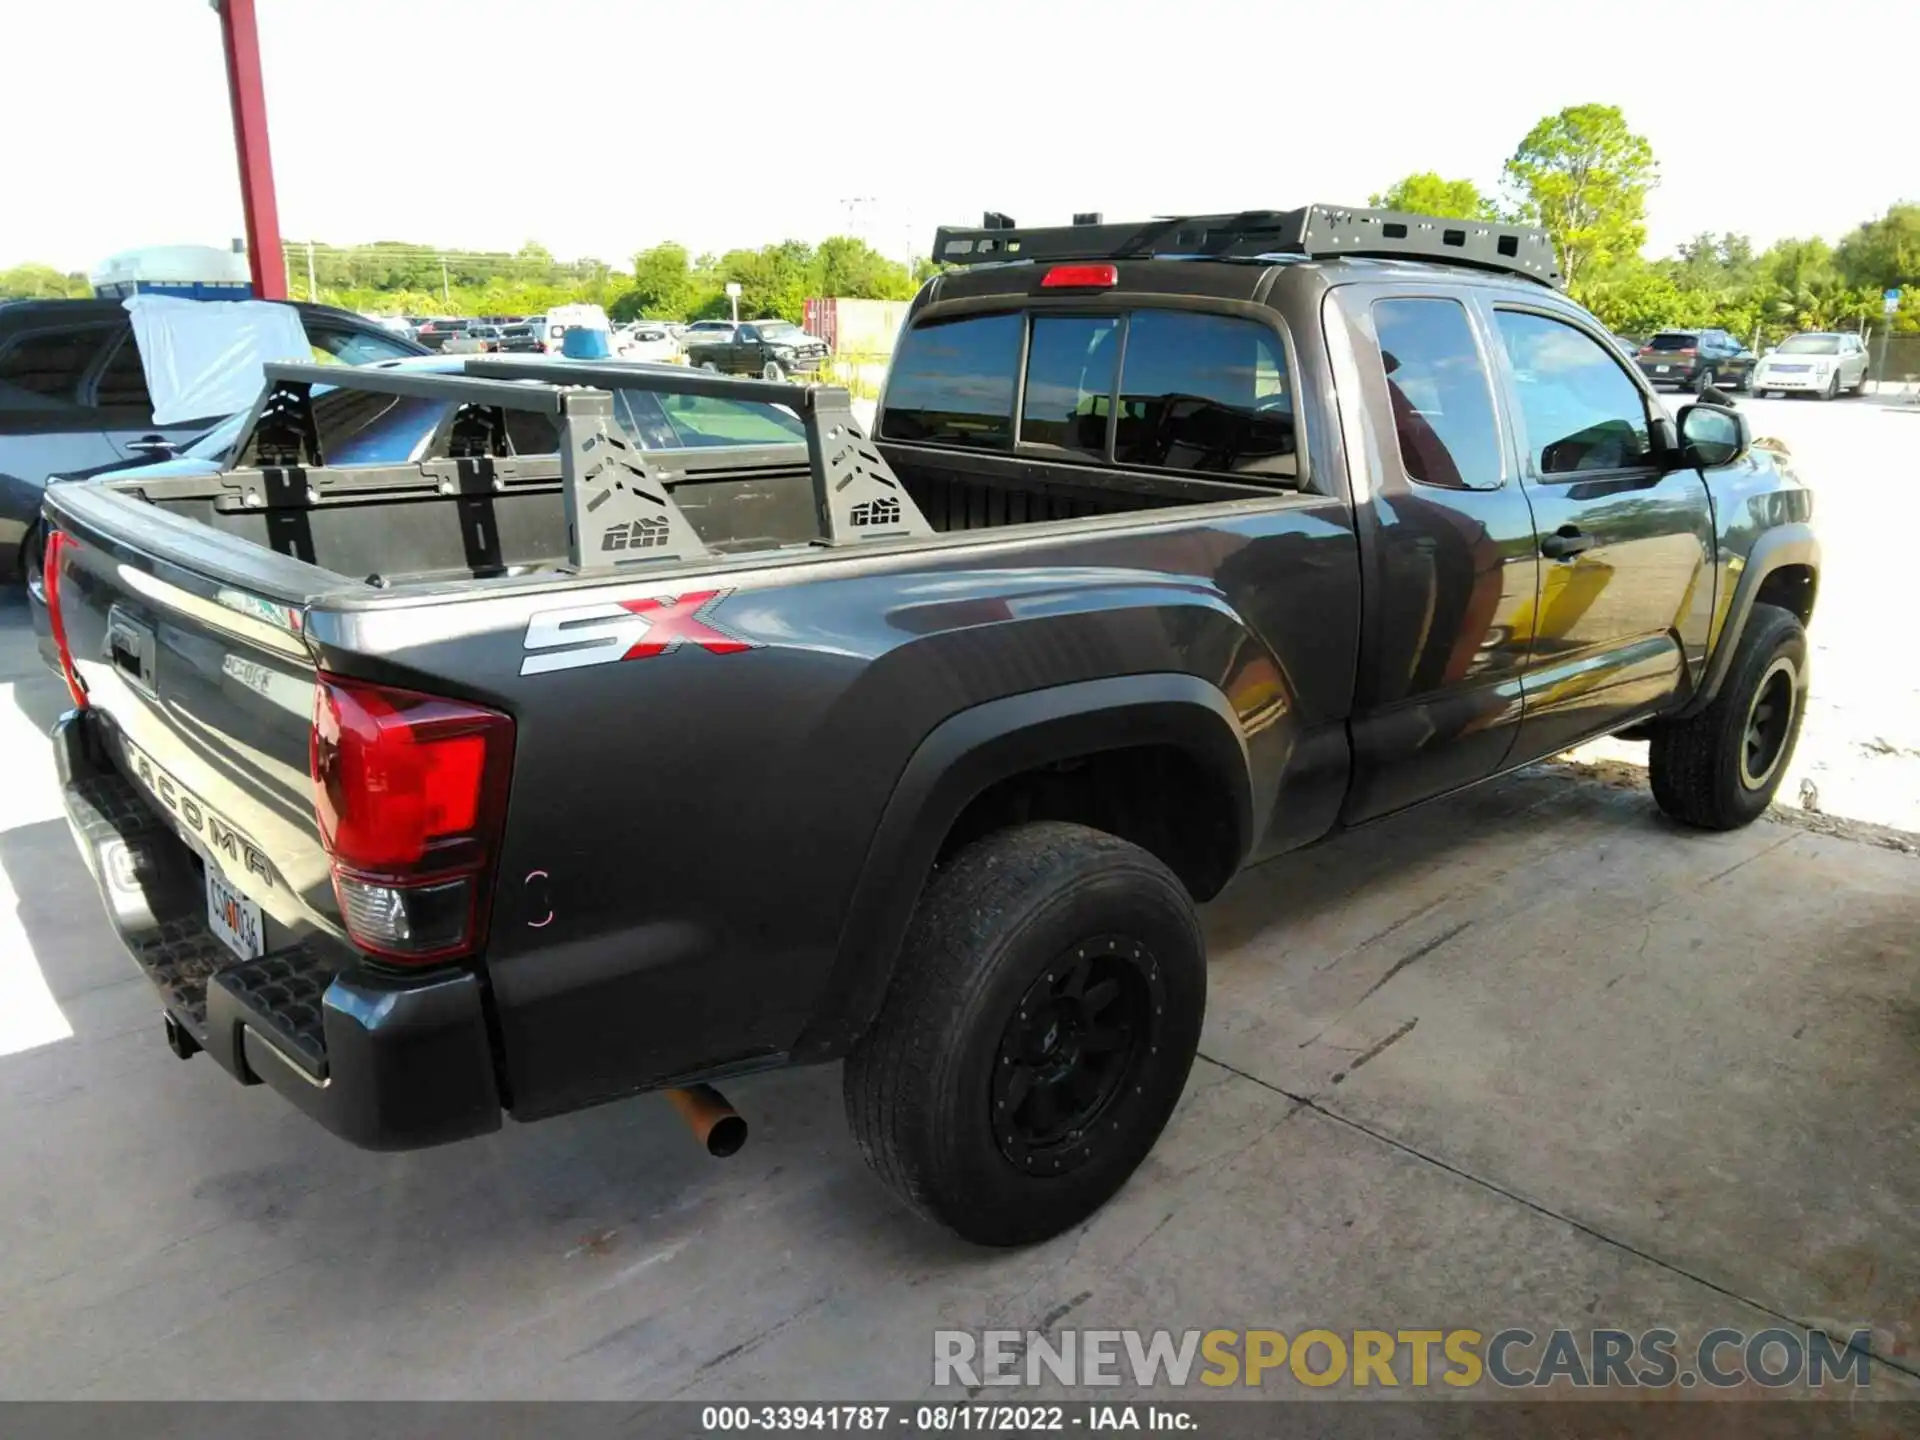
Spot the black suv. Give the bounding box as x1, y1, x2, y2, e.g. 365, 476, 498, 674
1634, 329, 1755, 392
0, 297, 425, 585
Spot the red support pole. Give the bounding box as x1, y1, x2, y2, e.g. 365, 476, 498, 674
216, 0, 286, 299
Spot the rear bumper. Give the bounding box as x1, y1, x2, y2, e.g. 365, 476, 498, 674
1637, 360, 1702, 384
53, 710, 503, 1151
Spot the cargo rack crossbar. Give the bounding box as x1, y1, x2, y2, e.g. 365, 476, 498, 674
237, 360, 931, 574
932, 205, 1565, 289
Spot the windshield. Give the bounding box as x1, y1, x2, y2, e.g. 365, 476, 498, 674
758, 321, 800, 337
1776, 335, 1841, 355
1647, 334, 1698, 351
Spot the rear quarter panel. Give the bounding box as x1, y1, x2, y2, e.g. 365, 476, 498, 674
314, 494, 1360, 1117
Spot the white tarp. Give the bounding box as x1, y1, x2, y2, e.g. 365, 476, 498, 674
123, 294, 311, 424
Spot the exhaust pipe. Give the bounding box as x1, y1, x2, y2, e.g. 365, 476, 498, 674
163, 1012, 201, 1061
665, 1084, 748, 1157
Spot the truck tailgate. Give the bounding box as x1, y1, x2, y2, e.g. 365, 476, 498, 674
46, 497, 338, 955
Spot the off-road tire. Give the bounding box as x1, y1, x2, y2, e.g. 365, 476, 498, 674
844, 821, 1206, 1247
762, 360, 787, 383
1649, 602, 1808, 830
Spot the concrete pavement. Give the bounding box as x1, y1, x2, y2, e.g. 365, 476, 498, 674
0, 590, 1915, 1401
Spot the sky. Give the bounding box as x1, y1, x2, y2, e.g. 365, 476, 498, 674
2, 0, 1911, 277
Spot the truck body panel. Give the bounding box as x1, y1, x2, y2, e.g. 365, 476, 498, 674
41, 235, 1817, 1160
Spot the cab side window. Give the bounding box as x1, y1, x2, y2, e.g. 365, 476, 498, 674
1494, 310, 1653, 476
1372, 298, 1502, 489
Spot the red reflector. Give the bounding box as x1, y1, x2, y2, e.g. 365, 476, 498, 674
310, 674, 514, 962
1041, 263, 1118, 289
43, 530, 87, 710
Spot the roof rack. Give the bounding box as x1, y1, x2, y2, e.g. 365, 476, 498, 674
931, 205, 1565, 289
237, 360, 932, 574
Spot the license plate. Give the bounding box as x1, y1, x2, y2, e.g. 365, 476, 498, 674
1655, 364, 1670, 373
207, 868, 264, 962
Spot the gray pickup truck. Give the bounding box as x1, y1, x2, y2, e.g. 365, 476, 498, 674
44, 206, 1818, 1247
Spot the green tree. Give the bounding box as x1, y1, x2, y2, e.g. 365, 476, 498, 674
614, 242, 698, 320
1503, 104, 1658, 291
1834, 203, 1920, 294
0, 264, 90, 299
1368, 172, 1501, 221
811, 235, 915, 301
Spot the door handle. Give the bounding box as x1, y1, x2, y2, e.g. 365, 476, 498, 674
1540, 527, 1594, 560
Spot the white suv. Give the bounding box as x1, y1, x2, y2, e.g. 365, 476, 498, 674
1752, 332, 1871, 399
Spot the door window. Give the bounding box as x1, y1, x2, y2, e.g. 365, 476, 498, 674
1114, 310, 1296, 480
0, 324, 116, 420
1495, 310, 1653, 476
90, 330, 155, 417
1020, 316, 1118, 456
1372, 298, 1503, 490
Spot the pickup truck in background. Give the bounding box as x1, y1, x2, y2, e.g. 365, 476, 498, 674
43, 206, 1818, 1248
683, 319, 829, 381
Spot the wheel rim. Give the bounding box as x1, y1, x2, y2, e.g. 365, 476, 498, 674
701, 361, 718, 372
1698, 369, 1715, 395
991, 935, 1164, 1176
1740, 657, 1798, 790
763, 362, 781, 381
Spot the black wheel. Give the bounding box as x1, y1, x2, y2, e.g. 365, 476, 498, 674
1649, 603, 1808, 830
699, 360, 720, 373
762, 359, 787, 383
1733, 368, 1751, 393
844, 821, 1205, 1246
1819, 371, 1839, 401
1695, 368, 1717, 396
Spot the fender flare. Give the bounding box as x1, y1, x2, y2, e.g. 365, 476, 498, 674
788, 673, 1254, 1062
1676, 523, 1819, 719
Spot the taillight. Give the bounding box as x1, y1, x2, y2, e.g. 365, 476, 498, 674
43, 529, 87, 710
1041, 263, 1118, 289
309, 673, 514, 964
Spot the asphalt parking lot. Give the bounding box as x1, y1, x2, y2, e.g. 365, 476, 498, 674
0, 392, 1915, 1404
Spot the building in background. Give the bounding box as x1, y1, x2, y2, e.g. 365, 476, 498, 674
803, 298, 910, 357
90, 243, 252, 301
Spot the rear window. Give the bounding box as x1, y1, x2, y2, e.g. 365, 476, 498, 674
880, 313, 1023, 448
1113, 311, 1295, 479
1021, 316, 1119, 455
1647, 333, 1698, 351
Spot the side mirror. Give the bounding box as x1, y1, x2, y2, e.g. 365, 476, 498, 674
1676, 402, 1749, 469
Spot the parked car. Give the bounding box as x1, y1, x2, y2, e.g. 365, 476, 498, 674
1633, 328, 1755, 393
42, 205, 1818, 1248
614, 322, 681, 364
1751, 332, 1872, 400
445, 325, 504, 354
412, 318, 473, 352
497, 320, 545, 354
0, 296, 425, 585
683, 319, 830, 380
